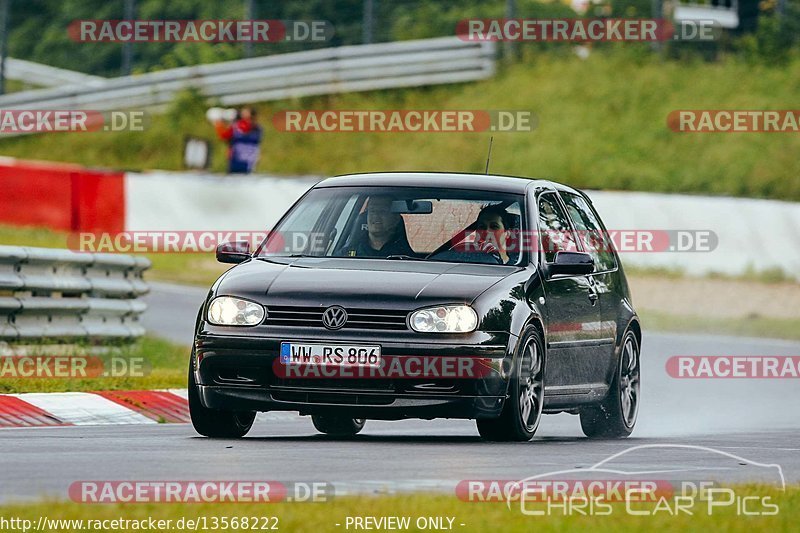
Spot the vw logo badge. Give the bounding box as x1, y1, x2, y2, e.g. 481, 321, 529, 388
322, 306, 348, 330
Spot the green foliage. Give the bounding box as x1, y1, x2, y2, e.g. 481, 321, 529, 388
608, 0, 654, 18
1, 47, 799, 201
738, 0, 800, 64
6, 0, 516, 75
7, 0, 800, 76
0, 335, 188, 393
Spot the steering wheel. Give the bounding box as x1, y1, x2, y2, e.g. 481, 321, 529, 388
426, 232, 502, 265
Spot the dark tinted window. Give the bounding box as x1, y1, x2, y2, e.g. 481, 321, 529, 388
561, 192, 616, 272
537, 193, 579, 263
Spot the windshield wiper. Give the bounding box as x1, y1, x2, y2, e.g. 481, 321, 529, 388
257, 254, 314, 260
385, 255, 424, 261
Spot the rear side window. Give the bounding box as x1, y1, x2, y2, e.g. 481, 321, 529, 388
537, 193, 579, 263
561, 192, 617, 272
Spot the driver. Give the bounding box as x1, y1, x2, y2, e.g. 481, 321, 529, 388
343, 196, 415, 258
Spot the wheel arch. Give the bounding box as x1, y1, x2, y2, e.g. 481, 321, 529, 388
627, 317, 642, 349
502, 314, 547, 397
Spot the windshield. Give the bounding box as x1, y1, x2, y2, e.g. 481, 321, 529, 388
256, 186, 526, 266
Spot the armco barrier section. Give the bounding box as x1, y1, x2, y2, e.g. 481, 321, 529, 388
0, 158, 125, 232
5, 57, 106, 88
0, 37, 496, 112
0, 246, 150, 341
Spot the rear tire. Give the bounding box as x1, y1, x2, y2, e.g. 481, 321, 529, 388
188, 360, 256, 438
312, 415, 365, 436
580, 330, 640, 439
477, 327, 545, 442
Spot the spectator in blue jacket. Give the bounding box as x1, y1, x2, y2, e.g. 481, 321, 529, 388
214, 107, 262, 174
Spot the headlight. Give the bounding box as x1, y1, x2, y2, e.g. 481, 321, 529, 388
409, 305, 478, 333
207, 296, 265, 326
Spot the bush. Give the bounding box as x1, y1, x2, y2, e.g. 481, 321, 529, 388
738, 0, 800, 64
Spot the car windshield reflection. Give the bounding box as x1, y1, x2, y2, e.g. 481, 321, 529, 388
256, 186, 526, 266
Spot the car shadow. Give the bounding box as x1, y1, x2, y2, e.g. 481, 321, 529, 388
190, 434, 592, 444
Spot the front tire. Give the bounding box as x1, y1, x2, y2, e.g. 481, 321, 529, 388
312, 415, 365, 436
477, 327, 545, 442
188, 361, 256, 438
580, 329, 640, 439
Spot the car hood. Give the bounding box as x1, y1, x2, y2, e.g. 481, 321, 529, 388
214, 257, 519, 309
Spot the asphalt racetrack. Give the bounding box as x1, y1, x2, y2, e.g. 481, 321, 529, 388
2, 282, 798, 503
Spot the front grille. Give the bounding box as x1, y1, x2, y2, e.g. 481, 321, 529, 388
265, 306, 408, 330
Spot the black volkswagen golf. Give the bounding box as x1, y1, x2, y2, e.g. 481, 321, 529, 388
189, 172, 641, 441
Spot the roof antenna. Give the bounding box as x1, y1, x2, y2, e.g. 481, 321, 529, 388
484, 136, 494, 174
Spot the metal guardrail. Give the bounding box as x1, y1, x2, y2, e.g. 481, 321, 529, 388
0, 37, 496, 111
0, 246, 150, 341
5, 58, 107, 89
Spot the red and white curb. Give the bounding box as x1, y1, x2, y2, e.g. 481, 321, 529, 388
0, 389, 189, 427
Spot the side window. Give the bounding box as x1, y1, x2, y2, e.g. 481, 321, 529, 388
537, 193, 579, 263
561, 192, 616, 272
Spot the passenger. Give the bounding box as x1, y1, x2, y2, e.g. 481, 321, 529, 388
474, 204, 514, 264
343, 196, 415, 258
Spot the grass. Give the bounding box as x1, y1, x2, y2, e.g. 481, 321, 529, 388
627, 265, 797, 285
0, 486, 797, 531
0, 335, 188, 394
146, 254, 228, 287
639, 310, 800, 342
1, 47, 800, 200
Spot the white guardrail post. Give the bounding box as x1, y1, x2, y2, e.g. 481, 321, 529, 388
0, 246, 150, 342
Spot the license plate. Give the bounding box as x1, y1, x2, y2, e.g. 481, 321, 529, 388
280, 343, 381, 367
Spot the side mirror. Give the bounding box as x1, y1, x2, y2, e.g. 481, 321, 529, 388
545, 251, 594, 277
216, 241, 251, 264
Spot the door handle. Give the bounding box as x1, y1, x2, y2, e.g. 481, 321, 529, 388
588, 290, 599, 305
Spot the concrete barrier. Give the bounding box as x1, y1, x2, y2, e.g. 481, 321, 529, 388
124, 171, 800, 280
3, 158, 797, 280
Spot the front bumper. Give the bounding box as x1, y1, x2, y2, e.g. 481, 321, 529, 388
193, 331, 514, 420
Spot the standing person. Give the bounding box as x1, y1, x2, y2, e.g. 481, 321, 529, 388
213, 107, 262, 174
